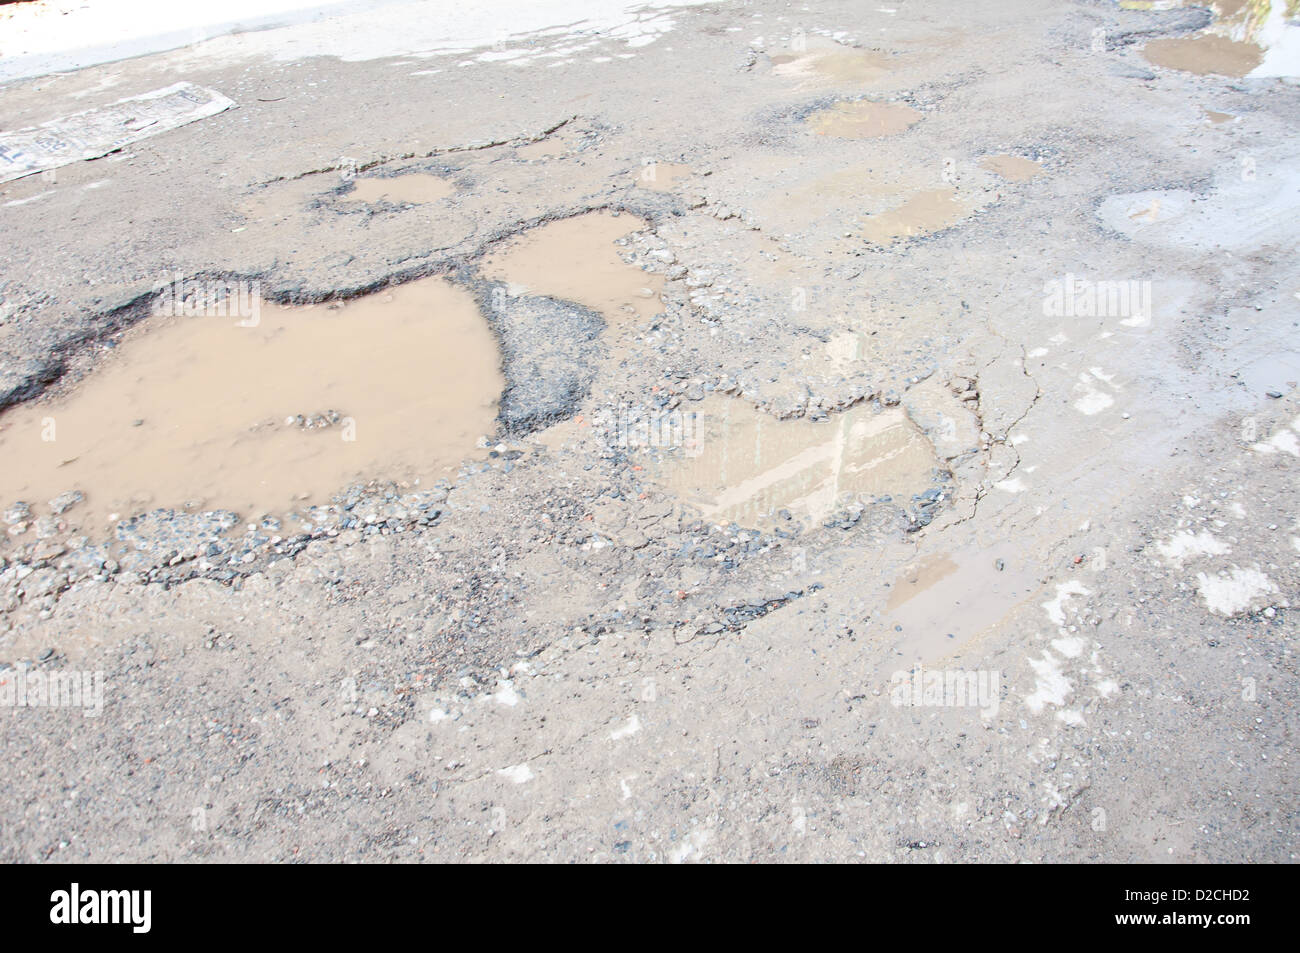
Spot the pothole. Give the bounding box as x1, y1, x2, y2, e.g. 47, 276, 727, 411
771, 44, 891, 85
805, 99, 922, 138
343, 172, 455, 205
480, 210, 664, 320
637, 396, 942, 532
861, 188, 969, 245
1142, 33, 1263, 75
0, 276, 503, 536
979, 154, 1044, 182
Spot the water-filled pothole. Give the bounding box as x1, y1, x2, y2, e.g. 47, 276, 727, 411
480, 210, 663, 320
1142, 34, 1262, 75
861, 188, 968, 245
772, 45, 891, 85
806, 99, 922, 138
639, 396, 941, 531
343, 173, 455, 205
979, 154, 1044, 182
0, 276, 503, 535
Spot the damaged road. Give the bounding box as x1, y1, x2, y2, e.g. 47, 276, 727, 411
0, 0, 1297, 863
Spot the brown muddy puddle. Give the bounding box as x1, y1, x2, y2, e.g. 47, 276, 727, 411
480, 211, 663, 320
642, 396, 939, 531
343, 173, 455, 205
0, 277, 502, 534
1143, 34, 1263, 76
806, 99, 922, 138
979, 154, 1044, 182
771, 44, 890, 85
632, 162, 693, 192
861, 188, 968, 245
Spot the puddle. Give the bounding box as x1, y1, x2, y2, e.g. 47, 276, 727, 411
517, 138, 569, 160
643, 396, 939, 531
480, 211, 663, 321
1238, 351, 1300, 397
771, 45, 891, 84
1143, 34, 1263, 76
861, 189, 967, 245
881, 545, 1042, 663
343, 173, 454, 205
0, 277, 502, 530
806, 99, 922, 138
979, 154, 1044, 182
632, 162, 693, 192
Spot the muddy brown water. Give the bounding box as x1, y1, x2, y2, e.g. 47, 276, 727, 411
343, 173, 455, 204
771, 46, 891, 85
480, 210, 663, 321
979, 154, 1044, 182
861, 188, 967, 244
1143, 34, 1263, 76
643, 396, 939, 530
806, 99, 922, 138
0, 277, 502, 532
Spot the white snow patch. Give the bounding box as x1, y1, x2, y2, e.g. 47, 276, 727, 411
609, 714, 641, 740
1051, 635, 1086, 659
1156, 530, 1231, 567
1024, 651, 1072, 714
497, 763, 535, 784
1195, 566, 1277, 616
1042, 581, 1090, 627
1253, 430, 1300, 456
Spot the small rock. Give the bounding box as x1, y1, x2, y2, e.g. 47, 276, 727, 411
3, 502, 31, 525
48, 491, 83, 515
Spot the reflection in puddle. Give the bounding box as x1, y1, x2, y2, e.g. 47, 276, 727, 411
343, 173, 454, 205
1143, 33, 1263, 75
979, 154, 1044, 182
1135, 0, 1300, 78
645, 396, 939, 530
771, 45, 890, 85
0, 277, 502, 529
861, 188, 967, 245
1237, 351, 1300, 397
480, 211, 663, 320
806, 99, 922, 138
